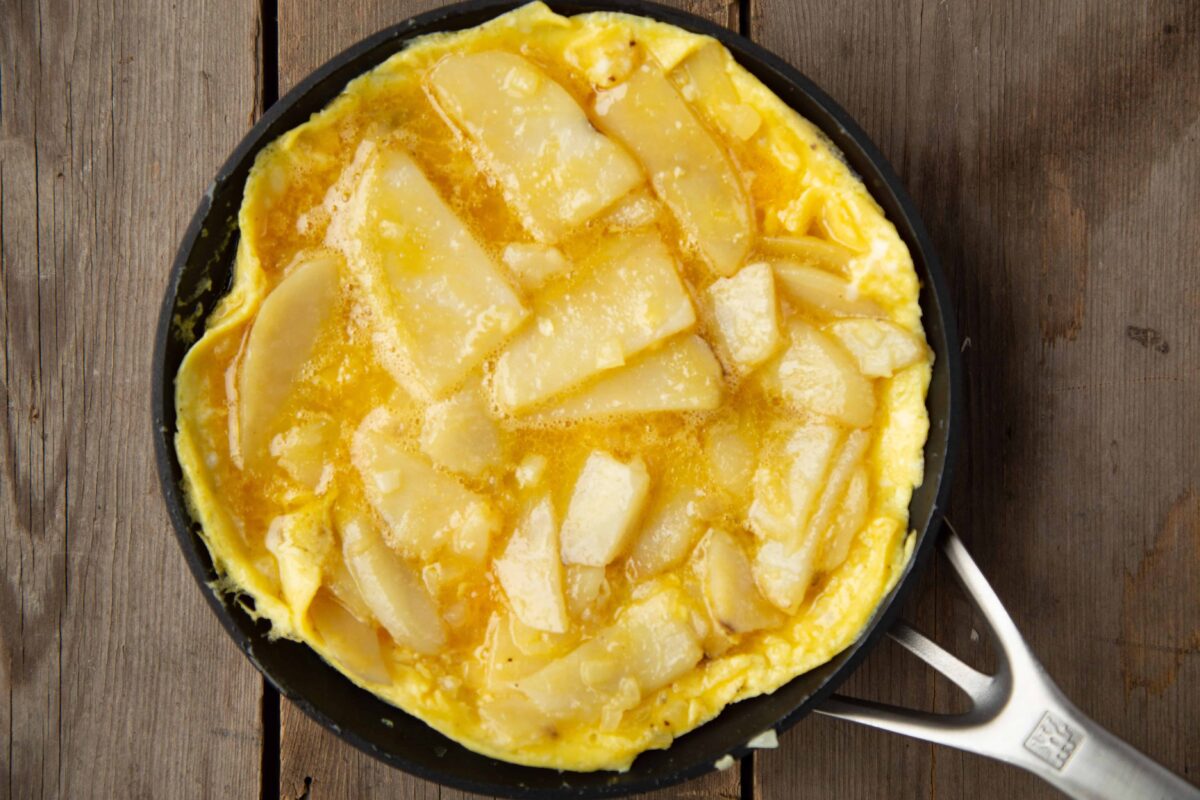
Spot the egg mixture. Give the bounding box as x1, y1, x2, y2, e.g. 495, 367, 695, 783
174, 2, 932, 771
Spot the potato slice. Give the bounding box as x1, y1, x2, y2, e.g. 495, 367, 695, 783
239, 253, 340, 463
806, 429, 871, 547
502, 243, 571, 290
264, 503, 333, 622
419, 382, 503, 478
271, 415, 336, 491
598, 188, 661, 231
494, 497, 569, 634
565, 564, 610, 620
772, 260, 884, 318
701, 529, 784, 633
825, 318, 927, 378
527, 335, 721, 422
485, 614, 560, 691
353, 410, 499, 562
340, 515, 446, 654
428, 51, 643, 242
560, 452, 651, 566
704, 420, 757, 499
516, 588, 701, 721
594, 62, 752, 275
761, 235, 855, 272
753, 534, 821, 614
748, 420, 841, 543
822, 465, 869, 571
325, 557, 373, 624
762, 321, 876, 428
326, 143, 527, 398
708, 262, 782, 371
625, 488, 709, 579
563, 21, 641, 87
308, 591, 390, 685
672, 42, 761, 140
491, 231, 696, 412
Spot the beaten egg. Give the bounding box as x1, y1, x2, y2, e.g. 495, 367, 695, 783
174, 2, 932, 772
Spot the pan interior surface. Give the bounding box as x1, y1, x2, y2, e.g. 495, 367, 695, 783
153, 1, 959, 795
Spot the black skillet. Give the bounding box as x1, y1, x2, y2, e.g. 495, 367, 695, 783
153, 1, 959, 796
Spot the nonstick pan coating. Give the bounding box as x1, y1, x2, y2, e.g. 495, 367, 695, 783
151, 1, 962, 796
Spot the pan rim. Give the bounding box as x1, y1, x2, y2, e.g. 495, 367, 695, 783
151, 1, 962, 796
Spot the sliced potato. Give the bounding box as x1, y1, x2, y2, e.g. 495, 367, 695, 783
484, 613, 559, 691
598, 188, 660, 231
760, 235, 855, 272
708, 262, 781, 371
560, 452, 651, 566
527, 335, 721, 422
494, 497, 569, 634
822, 465, 869, 571
671, 42, 761, 140
701, 529, 784, 633
419, 382, 503, 478
753, 534, 821, 613
308, 590, 390, 685
806, 429, 870, 548
563, 21, 641, 87
748, 419, 841, 543
325, 557, 374, 623
240, 253, 340, 463
704, 419, 757, 499
428, 51, 643, 242
762, 321, 876, 428
565, 564, 610, 620
326, 143, 527, 398
594, 62, 752, 275
340, 515, 446, 654
625, 488, 709, 579
353, 410, 499, 561
772, 260, 884, 318
491, 232, 695, 412
825, 318, 927, 378
516, 588, 701, 721
264, 503, 333, 621
271, 415, 337, 491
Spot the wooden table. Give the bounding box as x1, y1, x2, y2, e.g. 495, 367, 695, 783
3, 0, 1197, 797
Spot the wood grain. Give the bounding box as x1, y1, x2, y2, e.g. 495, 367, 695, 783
752, 0, 1200, 797
0, 0, 264, 797
274, 2, 740, 798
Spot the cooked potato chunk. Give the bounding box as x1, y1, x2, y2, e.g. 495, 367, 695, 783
598, 188, 661, 231
825, 318, 927, 377
308, 591, 390, 685
327, 143, 527, 398
502, 243, 571, 290
565, 564, 610, 620
516, 588, 701, 721
753, 535, 821, 613
771, 261, 884, 318
704, 420, 757, 499
708, 262, 781, 371
271, 416, 336, 491
340, 515, 446, 654
560, 452, 651, 566
806, 429, 870, 546
595, 62, 752, 275
419, 382, 503, 478
822, 465, 869, 571
491, 232, 696, 412
748, 420, 841, 543
494, 497, 569, 634
265, 504, 333, 622
762, 321, 876, 427
240, 254, 340, 464
672, 42, 761, 140
761, 235, 855, 272
701, 529, 783, 633
353, 410, 499, 562
428, 51, 643, 242
625, 488, 709, 579
563, 22, 641, 87
528, 335, 721, 422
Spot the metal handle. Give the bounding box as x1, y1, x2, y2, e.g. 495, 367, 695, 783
817, 528, 1199, 800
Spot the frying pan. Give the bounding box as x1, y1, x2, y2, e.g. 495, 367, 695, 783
150, 2, 1197, 797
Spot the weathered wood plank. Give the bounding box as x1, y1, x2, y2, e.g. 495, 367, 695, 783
752, 0, 1200, 797
274, 2, 740, 798
0, 0, 264, 797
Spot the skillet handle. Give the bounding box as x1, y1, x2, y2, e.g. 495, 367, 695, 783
817, 529, 1199, 800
